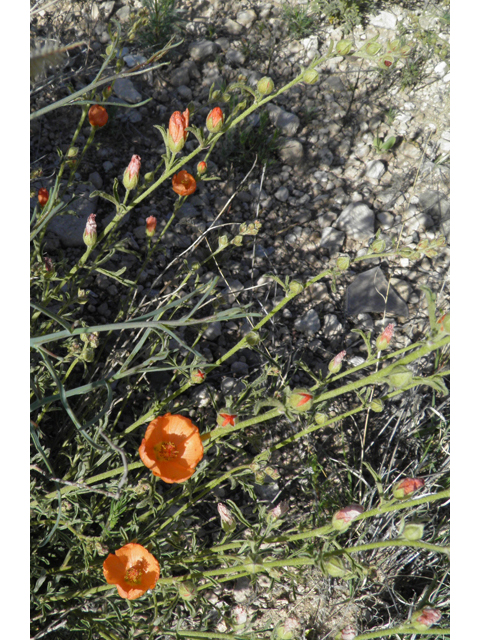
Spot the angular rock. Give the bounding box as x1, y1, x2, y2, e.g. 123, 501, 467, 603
113, 77, 142, 103
277, 138, 304, 165
369, 11, 396, 30
266, 104, 300, 137
224, 18, 244, 35
236, 9, 257, 28
189, 40, 217, 62
345, 267, 409, 318
334, 202, 375, 241
323, 314, 342, 339
365, 160, 386, 180
320, 227, 345, 253
294, 308, 321, 334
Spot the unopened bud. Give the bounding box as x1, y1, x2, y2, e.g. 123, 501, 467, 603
218, 234, 229, 250
328, 350, 346, 374
336, 40, 353, 56
303, 69, 319, 84
218, 503, 236, 533
197, 160, 207, 176
146, 215, 157, 237
217, 411, 237, 427
206, 107, 224, 133
336, 255, 350, 271
232, 235, 243, 246
370, 398, 384, 413
387, 365, 413, 389
332, 504, 364, 532
190, 369, 205, 384
144, 171, 154, 183
376, 323, 394, 351
370, 237, 386, 253
245, 331, 260, 346
437, 313, 450, 333
83, 214, 97, 247
324, 556, 347, 578
401, 523, 424, 541
178, 580, 197, 601
257, 76, 275, 95
392, 477, 425, 499
123, 154, 141, 191
288, 280, 303, 296
314, 412, 329, 426
411, 607, 441, 631
288, 389, 314, 413
83, 346, 95, 362
365, 42, 382, 56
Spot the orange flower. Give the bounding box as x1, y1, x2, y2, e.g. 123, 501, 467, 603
38, 188, 49, 207
88, 104, 109, 128
206, 107, 224, 133
103, 543, 160, 600
139, 413, 204, 483
167, 108, 189, 152
145, 215, 157, 237
172, 170, 197, 196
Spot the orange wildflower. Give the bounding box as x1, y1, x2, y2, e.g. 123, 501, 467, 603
38, 188, 49, 207
167, 108, 189, 152
88, 104, 108, 128
206, 106, 224, 133
139, 413, 204, 483
103, 543, 160, 600
172, 170, 197, 196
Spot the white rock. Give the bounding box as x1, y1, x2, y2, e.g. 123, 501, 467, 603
369, 11, 397, 30
434, 61, 448, 77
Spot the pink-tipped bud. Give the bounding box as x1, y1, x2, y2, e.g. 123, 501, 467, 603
411, 607, 441, 631
217, 411, 237, 427
332, 504, 364, 532
44, 256, 53, 272
276, 617, 301, 640
197, 160, 207, 176
328, 350, 346, 374
146, 216, 157, 237
339, 626, 357, 640
392, 477, 425, 499
123, 154, 141, 191
218, 503, 236, 533
167, 108, 189, 153
376, 323, 395, 351
83, 214, 97, 247
288, 389, 314, 413
269, 500, 289, 521
232, 605, 248, 629
206, 107, 224, 133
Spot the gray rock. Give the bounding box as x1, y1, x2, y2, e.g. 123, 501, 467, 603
294, 308, 321, 334
301, 35, 319, 61
115, 5, 130, 21
236, 9, 257, 28
320, 227, 345, 253
417, 190, 450, 219
123, 54, 147, 68
89, 171, 103, 190
113, 77, 142, 103
369, 11, 396, 30
226, 49, 246, 65
224, 18, 244, 35
177, 202, 201, 219
170, 65, 192, 87
126, 109, 142, 123
334, 202, 375, 241
48, 183, 98, 247
345, 267, 409, 318
204, 321, 222, 340
377, 211, 395, 229
266, 104, 300, 137
102, 161, 114, 172
323, 314, 342, 339
434, 61, 448, 78
231, 361, 249, 376
221, 377, 246, 396
274, 186, 289, 202
317, 147, 334, 166
277, 138, 304, 164
189, 40, 217, 61
222, 279, 244, 304
365, 160, 386, 180
177, 85, 193, 100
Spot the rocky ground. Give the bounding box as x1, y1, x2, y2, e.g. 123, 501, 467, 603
30, 0, 450, 636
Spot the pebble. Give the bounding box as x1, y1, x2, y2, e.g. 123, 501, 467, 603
189, 40, 217, 61
320, 227, 345, 253
294, 309, 321, 334
334, 202, 375, 241
113, 78, 142, 103
369, 10, 397, 29
323, 314, 342, 339
274, 186, 289, 202
236, 9, 257, 28
266, 104, 300, 137
365, 160, 386, 180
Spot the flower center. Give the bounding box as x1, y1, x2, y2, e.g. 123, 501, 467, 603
124, 565, 143, 585
154, 441, 178, 461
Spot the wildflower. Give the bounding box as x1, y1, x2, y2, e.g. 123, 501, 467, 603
167, 108, 189, 153
232, 605, 248, 630
190, 368, 205, 384
339, 626, 357, 640
392, 477, 425, 499
103, 543, 160, 600
257, 76, 275, 95
138, 413, 204, 483
83, 214, 97, 248
197, 160, 207, 176
276, 617, 301, 640
38, 188, 49, 207
328, 350, 346, 374
269, 500, 289, 520
288, 389, 314, 413
411, 607, 441, 631
376, 323, 395, 351
172, 170, 197, 196
145, 216, 157, 237
332, 504, 364, 532
218, 502, 236, 533
206, 106, 224, 133
88, 104, 108, 128
123, 154, 141, 191
217, 411, 237, 427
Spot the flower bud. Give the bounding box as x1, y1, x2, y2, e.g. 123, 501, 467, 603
370, 398, 384, 413
400, 44, 412, 57
275, 617, 301, 640
232, 605, 248, 630
336, 254, 350, 271
328, 350, 346, 374
437, 313, 450, 333
269, 500, 289, 521
365, 42, 382, 56
83, 214, 97, 247
190, 369, 205, 384
167, 108, 189, 153
401, 523, 424, 541
288, 389, 314, 413
387, 365, 413, 389
197, 160, 207, 176
392, 477, 425, 499
338, 626, 357, 640
102, 84, 113, 100
376, 323, 394, 351
123, 154, 141, 191
245, 331, 260, 346
378, 55, 395, 69
288, 280, 303, 296
336, 40, 353, 56
411, 607, 441, 631
206, 107, 224, 133
38, 188, 49, 207
257, 76, 275, 95
178, 580, 197, 601
83, 346, 95, 362
370, 237, 386, 253
217, 410, 237, 427
232, 235, 243, 246
324, 556, 347, 578
218, 234, 229, 250
146, 215, 157, 237
303, 69, 319, 84
332, 504, 364, 532
144, 171, 154, 183
218, 503, 236, 533
314, 412, 329, 426
88, 104, 108, 128
78, 289, 89, 304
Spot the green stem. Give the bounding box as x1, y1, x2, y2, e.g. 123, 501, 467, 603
352, 627, 449, 639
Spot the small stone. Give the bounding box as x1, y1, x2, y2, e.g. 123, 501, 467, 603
123, 54, 147, 68
365, 160, 386, 180
294, 309, 321, 334
89, 171, 103, 190
369, 11, 396, 30
204, 321, 222, 341
434, 61, 448, 78
277, 138, 304, 165
236, 9, 257, 28
323, 314, 342, 339
226, 49, 246, 65
170, 65, 192, 87
335, 202, 375, 241
345, 267, 409, 318
231, 361, 249, 376
113, 77, 142, 103
274, 186, 289, 202
225, 18, 244, 35
177, 85, 193, 100
266, 104, 300, 137
189, 40, 217, 61
320, 227, 345, 253
377, 211, 395, 229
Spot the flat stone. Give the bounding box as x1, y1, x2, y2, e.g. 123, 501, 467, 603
226, 49, 246, 65
236, 9, 257, 28
323, 314, 342, 339
369, 11, 396, 30
170, 65, 192, 87
334, 202, 375, 241
277, 138, 304, 165
266, 104, 300, 137
189, 40, 217, 61
294, 308, 321, 334
224, 18, 244, 35
123, 54, 147, 68
113, 77, 142, 103
417, 190, 450, 218
345, 267, 409, 318
320, 227, 345, 253
203, 321, 222, 340
274, 186, 289, 202
365, 160, 386, 180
